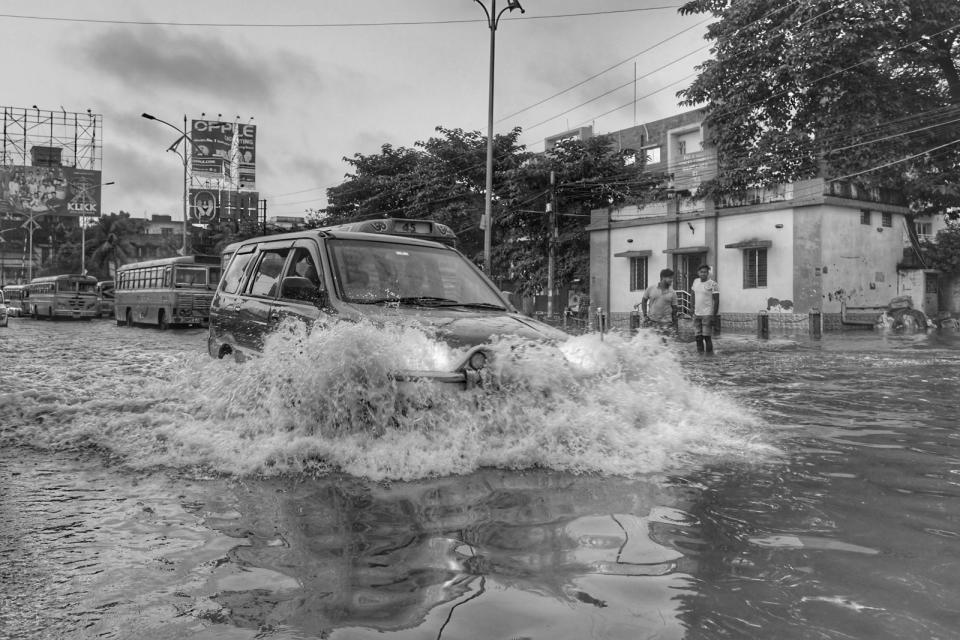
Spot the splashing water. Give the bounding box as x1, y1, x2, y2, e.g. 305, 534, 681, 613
1, 320, 771, 480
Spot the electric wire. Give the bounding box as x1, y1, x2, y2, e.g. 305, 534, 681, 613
0, 7, 683, 29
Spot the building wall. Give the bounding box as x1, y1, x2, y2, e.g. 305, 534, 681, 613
608, 222, 670, 313
588, 210, 611, 313
817, 204, 907, 313
717, 209, 795, 313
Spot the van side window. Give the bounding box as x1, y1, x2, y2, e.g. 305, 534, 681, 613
221, 251, 255, 294
247, 249, 290, 298
279, 247, 324, 302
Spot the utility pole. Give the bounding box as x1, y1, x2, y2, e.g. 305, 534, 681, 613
547, 170, 557, 318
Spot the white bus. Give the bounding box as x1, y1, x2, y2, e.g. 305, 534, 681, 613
115, 255, 222, 329
1, 284, 29, 317
26, 274, 99, 320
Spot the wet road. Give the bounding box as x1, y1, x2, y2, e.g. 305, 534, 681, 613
2, 317, 959, 639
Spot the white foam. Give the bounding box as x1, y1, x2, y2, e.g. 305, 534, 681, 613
0, 320, 774, 480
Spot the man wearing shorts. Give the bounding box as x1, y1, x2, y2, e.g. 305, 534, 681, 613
690, 265, 719, 354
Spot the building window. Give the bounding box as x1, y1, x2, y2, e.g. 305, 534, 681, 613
743, 248, 768, 289
629, 257, 648, 292
161, 227, 172, 236
860, 209, 871, 225
881, 212, 892, 227
677, 140, 687, 155
915, 221, 932, 240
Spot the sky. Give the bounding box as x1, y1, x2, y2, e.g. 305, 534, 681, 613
0, 0, 714, 222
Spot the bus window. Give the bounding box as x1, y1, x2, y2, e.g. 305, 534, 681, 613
174, 266, 207, 287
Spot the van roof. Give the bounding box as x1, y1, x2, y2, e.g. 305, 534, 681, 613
221, 229, 453, 255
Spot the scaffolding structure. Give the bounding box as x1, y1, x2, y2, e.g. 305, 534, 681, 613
1, 106, 103, 283
2, 106, 102, 170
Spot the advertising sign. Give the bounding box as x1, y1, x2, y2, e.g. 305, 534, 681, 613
190, 120, 232, 177
190, 189, 259, 224
237, 124, 256, 188
191, 189, 219, 223
0, 165, 103, 217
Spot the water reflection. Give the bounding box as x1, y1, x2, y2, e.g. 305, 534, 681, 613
188, 471, 699, 638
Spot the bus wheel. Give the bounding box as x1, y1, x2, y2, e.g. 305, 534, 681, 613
126, 309, 134, 327
158, 310, 169, 331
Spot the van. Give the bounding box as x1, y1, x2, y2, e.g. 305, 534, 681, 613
208, 227, 566, 389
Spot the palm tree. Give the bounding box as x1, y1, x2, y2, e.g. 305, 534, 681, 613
89, 213, 136, 278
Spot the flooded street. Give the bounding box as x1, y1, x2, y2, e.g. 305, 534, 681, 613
2, 317, 960, 639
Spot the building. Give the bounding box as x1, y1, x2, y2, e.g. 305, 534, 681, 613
585, 110, 951, 332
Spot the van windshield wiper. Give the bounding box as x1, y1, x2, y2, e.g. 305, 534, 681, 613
359, 296, 461, 306
430, 301, 507, 310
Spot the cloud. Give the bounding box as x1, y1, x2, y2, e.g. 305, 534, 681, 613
79, 27, 323, 109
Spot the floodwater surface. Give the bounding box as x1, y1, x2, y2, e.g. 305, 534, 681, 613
1, 318, 958, 639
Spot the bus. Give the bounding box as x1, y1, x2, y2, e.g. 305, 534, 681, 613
26, 274, 99, 320
1, 284, 29, 317
115, 255, 222, 329
95, 280, 115, 318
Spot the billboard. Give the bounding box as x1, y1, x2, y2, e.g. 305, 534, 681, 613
190, 120, 232, 177
237, 124, 256, 188
0, 165, 103, 217
190, 188, 259, 224
190, 120, 257, 187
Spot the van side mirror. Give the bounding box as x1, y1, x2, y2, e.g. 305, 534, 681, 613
279, 276, 327, 306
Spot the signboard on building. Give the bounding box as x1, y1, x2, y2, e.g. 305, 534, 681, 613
190, 188, 259, 224
191, 189, 219, 223
0, 165, 103, 217
237, 124, 256, 188
190, 120, 232, 177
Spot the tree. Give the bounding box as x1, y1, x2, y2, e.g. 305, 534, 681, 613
317, 127, 526, 263
497, 135, 666, 296
88, 213, 137, 279
923, 223, 960, 273
678, 0, 960, 217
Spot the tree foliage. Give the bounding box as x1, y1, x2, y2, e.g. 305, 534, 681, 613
678, 0, 960, 217
317, 128, 665, 295
923, 223, 960, 273
497, 135, 666, 296
88, 213, 137, 278
317, 127, 526, 262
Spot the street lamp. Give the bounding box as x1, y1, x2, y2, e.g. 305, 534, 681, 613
80, 180, 115, 274
474, 0, 524, 274
141, 112, 193, 255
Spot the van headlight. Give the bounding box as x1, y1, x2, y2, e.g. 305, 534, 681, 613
467, 349, 488, 371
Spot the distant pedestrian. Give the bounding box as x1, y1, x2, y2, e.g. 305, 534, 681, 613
690, 265, 719, 354
640, 268, 678, 334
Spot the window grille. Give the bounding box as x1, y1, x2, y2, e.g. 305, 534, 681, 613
882, 212, 892, 227
860, 209, 871, 225
743, 248, 768, 288
629, 257, 648, 292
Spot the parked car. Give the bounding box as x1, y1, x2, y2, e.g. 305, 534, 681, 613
208, 223, 566, 389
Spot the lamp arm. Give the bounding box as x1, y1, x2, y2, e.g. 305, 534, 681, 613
473, 0, 493, 27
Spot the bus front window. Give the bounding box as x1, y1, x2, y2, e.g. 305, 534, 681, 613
174, 266, 208, 287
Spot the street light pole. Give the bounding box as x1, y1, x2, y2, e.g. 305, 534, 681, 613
475, 0, 524, 274
141, 112, 191, 255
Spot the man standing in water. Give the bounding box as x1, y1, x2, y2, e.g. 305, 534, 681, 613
690, 265, 720, 354
640, 268, 678, 334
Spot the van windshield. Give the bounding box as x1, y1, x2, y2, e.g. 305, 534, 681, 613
328, 239, 505, 308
